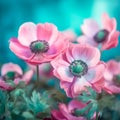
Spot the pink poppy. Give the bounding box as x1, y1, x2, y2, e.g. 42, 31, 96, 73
102, 60, 120, 94
9, 22, 69, 65
0, 63, 33, 90
51, 43, 105, 97
77, 13, 119, 50
52, 100, 87, 120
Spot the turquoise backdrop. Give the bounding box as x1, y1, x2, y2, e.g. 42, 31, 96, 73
0, 0, 120, 68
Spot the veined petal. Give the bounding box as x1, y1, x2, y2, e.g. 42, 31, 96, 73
81, 19, 100, 37
18, 22, 37, 46
1, 63, 23, 76
72, 44, 100, 67
9, 38, 33, 60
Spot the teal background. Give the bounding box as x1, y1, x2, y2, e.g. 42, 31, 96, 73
0, 0, 120, 67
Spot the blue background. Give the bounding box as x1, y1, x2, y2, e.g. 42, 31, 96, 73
0, 0, 120, 68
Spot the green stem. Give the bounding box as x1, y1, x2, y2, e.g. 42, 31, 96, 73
35, 65, 40, 90
36, 65, 40, 83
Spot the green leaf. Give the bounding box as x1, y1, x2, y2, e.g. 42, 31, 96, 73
23, 91, 50, 118
22, 111, 34, 119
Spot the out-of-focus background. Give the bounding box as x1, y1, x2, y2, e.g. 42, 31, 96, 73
0, 0, 120, 67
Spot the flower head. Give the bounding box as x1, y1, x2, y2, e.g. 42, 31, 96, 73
0, 63, 33, 90
9, 22, 69, 65
77, 13, 119, 50
52, 100, 86, 120
51, 43, 105, 97
103, 60, 120, 94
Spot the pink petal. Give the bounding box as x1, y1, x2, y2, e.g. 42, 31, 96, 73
22, 69, 33, 84
9, 38, 33, 61
51, 55, 70, 69
102, 13, 116, 32
104, 84, 120, 94
88, 62, 106, 83
56, 66, 74, 82
0, 78, 12, 90
52, 110, 66, 120
60, 81, 73, 97
81, 19, 100, 37
72, 44, 100, 67
71, 77, 91, 97
37, 23, 58, 46
77, 35, 98, 47
68, 100, 87, 112
18, 22, 37, 46
101, 31, 119, 50
92, 78, 105, 93
1, 63, 23, 76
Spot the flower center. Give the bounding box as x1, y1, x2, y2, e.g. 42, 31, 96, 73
69, 60, 88, 77
30, 40, 49, 53
4, 71, 16, 80
3, 71, 21, 80
94, 29, 109, 43
113, 75, 120, 87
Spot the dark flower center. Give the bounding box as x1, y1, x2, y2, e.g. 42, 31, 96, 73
30, 40, 49, 53
94, 29, 109, 43
69, 60, 88, 77
113, 75, 120, 87
3, 71, 21, 81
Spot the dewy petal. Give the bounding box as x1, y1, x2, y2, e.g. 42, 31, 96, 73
72, 44, 100, 67
102, 13, 116, 32
57, 66, 74, 82
18, 22, 37, 46
81, 19, 100, 37
37, 23, 58, 46
9, 38, 33, 61
1, 63, 23, 76
77, 35, 98, 47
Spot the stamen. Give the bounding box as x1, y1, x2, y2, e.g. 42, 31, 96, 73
94, 29, 109, 43
69, 60, 88, 77
30, 40, 49, 53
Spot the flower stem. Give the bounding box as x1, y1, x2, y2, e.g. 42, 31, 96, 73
36, 65, 40, 84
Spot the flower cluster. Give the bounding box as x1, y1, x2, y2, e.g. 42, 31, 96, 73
0, 13, 120, 120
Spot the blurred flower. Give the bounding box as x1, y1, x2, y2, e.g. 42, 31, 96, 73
62, 29, 77, 42
77, 13, 119, 50
29, 62, 53, 80
0, 63, 33, 90
9, 22, 69, 65
51, 43, 105, 97
103, 60, 120, 94
52, 100, 86, 120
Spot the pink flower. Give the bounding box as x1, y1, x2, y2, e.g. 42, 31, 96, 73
51, 43, 105, 97
52, 100, 87, 120
77, 13, 119, 50
102, 60, 120, 94
9, 22, 69, 65
0, 63, 33, 90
